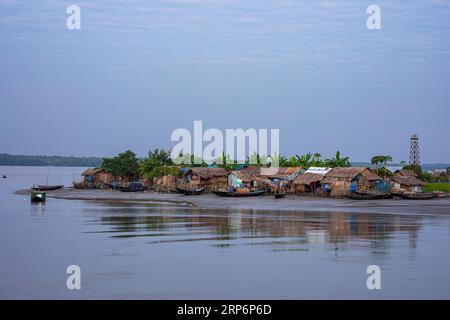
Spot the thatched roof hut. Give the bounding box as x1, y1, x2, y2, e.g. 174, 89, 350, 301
321, 167, 380, 184
292, 172, 324, 194
321, 167, 382, 197
81, 168, 104, 177
260, 167, 303, 179
184, 167, 229, 179
294, 172, 323, 185
182, 167, 229, 191
391, 171, 424, 192
80, 168, 116, 188
228, 170, 267, 189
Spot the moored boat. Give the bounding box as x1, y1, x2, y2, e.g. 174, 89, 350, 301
392, 191, 438, 200
118, 182, 147, 192
349, 192, 392, 200
212, 189, 267, 197
176, 186, 205, 195
31, 185, 64, 191
31, 190, 46, 202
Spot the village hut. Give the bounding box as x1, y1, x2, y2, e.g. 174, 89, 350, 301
151, 175, 177, 192
320, 167, 382, 197
259, 167, 303, 179
390, 170, 425, 192
228, 169, 265, 189
259, 167, 303, 192
181, 167, 229, 191
293, 173, 324, 194
80, 168, 116, 189
293, 167, 331, 194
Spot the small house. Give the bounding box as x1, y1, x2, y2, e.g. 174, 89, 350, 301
152, 175, 177, 191
293, 167, 331, 194
260, 167, 303, 192
320, 167, 382, 197
181, 167, 229, 191
80, 168, 116, 188
228, 169, 264, 189
390, 170, 425, 192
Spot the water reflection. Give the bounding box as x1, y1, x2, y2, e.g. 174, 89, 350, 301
89, 204, 421, 252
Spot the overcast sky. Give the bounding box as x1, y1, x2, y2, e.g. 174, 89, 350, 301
1, 0, 449, 163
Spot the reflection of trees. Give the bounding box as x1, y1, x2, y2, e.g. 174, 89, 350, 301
98, 205, 421, 250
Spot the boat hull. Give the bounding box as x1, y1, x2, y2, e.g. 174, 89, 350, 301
349, 192, 392, 200
119, 187, 147, 192
176, 187, 205, 195
394, 192, 438, 200
31, 185, 64, 191
212, 190, 267, 197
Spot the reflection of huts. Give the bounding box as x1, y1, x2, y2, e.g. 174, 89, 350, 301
81, 168, 116, 188
293, 167, 331, 194
320, 167, 382, 197
390, 170, 424, 192
181, 168, 229, 191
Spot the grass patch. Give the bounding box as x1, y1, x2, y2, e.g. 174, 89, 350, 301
423, 182, 450, 193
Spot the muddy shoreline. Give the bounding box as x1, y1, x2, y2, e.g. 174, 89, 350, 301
15, 187, 450, 216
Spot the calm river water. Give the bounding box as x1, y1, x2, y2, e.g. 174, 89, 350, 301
0, 166, 449, 299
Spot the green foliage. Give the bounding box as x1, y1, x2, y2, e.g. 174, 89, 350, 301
423, 182, 450, 193
325, 151, 351, 167
140, 149, 173, 175
377, 167, 393, 178
140, 148, 179, 179
371, 155, 392, 176
279, 151, 349, 168
145, 166, 181, 179
101, 150, 140, 178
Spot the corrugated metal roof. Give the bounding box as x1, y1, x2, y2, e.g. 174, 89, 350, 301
305, 167, 331, 175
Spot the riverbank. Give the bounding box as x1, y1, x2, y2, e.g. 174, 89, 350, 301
15, 188, 450, 216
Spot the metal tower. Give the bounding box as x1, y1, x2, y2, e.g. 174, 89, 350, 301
409, 134, 420, 166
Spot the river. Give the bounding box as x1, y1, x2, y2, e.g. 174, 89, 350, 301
0, 166, 449, 299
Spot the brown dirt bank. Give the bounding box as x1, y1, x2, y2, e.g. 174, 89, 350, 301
15, 188, 450, 216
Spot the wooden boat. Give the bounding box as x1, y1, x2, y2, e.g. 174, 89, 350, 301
31, 190, 46, 202
393, 191, 438, 200
31, 185, 64, 191
119, 182, 147, 192
349, 192, 392, 200
212, 189, 267, 197
176, 186, 205, 195
274, 191, 287, 199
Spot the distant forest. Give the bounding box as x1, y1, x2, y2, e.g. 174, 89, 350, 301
0, 153, 102, 167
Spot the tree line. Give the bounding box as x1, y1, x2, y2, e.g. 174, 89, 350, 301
99, 149, 354, 180
0, 153, 102, 167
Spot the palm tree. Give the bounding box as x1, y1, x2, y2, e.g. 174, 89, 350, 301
381, 155, 392, 168
313, 153, 322, 166
326, 151, 350, 167
295, 153, 314, 168
371, 156, 383, 174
